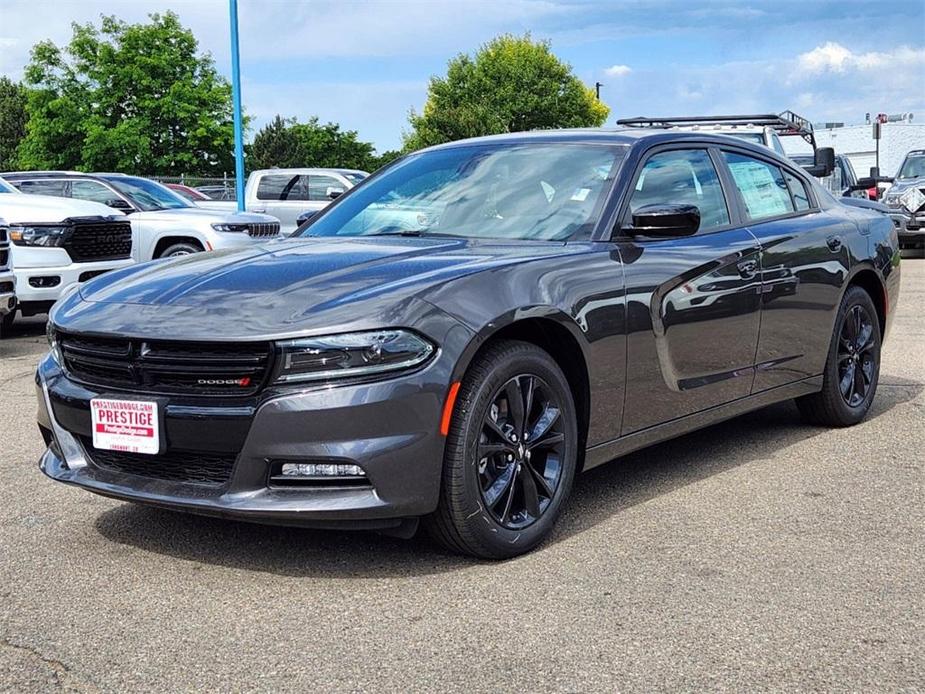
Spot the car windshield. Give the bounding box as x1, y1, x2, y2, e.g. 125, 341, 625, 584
0, 177, 16, 193
104, 176, 191, 211
301, 143, 625, 241
897, 155, 925, 180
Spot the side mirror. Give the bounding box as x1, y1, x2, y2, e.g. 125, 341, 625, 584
296, 210, 318, 227
805, 147, 835, 178
628, 204, 700, 238
326, 187, 345, 200
106, 198, 134, 213
845, 175, 894, 193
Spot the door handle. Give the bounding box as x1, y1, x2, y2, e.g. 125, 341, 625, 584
826, 235, 843, 253
737, 259, 758, 279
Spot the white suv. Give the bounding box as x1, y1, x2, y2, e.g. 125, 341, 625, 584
0, 177, 133, 329
2, 172, 281, 260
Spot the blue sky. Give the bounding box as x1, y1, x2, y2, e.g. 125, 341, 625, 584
1, 0, 923, 153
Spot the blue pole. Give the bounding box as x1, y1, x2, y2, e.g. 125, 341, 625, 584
229, 0, 245, 212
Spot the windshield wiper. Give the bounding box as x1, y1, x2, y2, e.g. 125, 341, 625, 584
366, 229, 463, 238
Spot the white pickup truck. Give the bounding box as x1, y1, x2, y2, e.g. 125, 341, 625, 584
197, 168, 368, 234
0, 216, 15, 334
0, 177, 134, 330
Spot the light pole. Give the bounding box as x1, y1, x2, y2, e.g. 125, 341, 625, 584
595, 82, 603, 100
229, 0, 245, 212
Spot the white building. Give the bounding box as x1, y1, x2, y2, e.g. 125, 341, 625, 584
784, 122, 925, 177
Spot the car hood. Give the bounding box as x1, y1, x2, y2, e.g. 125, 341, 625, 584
130, 206, 276, 224
57, 236, 573, 340
0, 193, 125, 223
887, 177, 925, 194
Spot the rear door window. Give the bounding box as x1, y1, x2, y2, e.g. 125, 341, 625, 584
16, 179, 68, 197
722, 152, 795, 221
256, 174, 310, 201
783, 171, 811, 211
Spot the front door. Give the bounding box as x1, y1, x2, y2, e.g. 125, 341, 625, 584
616, 147, 763, 435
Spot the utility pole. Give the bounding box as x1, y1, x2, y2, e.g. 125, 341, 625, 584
595, 82, 603, 100
229, 0, 245, 212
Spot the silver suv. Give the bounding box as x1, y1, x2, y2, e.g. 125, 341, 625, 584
2, 172, 281, 259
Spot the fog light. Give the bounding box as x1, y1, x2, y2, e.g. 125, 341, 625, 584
280, 462, 365, 478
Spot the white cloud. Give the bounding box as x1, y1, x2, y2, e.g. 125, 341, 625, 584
604, 64, 632, 77
797, 41, 925, 74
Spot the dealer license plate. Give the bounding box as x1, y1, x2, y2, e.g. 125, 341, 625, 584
90, 398, 160, 455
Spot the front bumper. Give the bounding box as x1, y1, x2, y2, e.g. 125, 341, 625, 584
886, 209, 925, 239
13, 258, 134, 306
0, 271, 15, 315
36, 345, 458, 529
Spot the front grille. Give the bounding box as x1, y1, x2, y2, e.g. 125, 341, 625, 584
246, 222, 280, 238
0, 227, 7, 243
58, 333, 274, 396
0, 249, 7, 268
63, 220, 133, 262
0, 281, 12, 294
78, 436, 236, 486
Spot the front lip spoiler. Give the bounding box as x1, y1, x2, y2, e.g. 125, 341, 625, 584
37, 375, 414, 532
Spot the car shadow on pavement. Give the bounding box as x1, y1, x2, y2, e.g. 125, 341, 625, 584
93, 374, 922, 577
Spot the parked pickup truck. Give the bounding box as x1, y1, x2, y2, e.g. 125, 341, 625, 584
196, 168, 368, 234
2, 172, 281, 259
0, 176, 133, 330
0, 215, 16, 335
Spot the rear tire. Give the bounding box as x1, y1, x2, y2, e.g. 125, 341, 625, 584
158, 242, 201, 258
796, 286, 881, 427
0, 310, 14, 338
425, 340, 578, 559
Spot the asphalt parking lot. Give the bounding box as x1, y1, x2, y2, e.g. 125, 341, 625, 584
0, 262, 922, 692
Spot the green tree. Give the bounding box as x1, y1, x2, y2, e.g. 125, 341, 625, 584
17, 12, 236, 174
0, 78, 29, 170
404, 34, 610, 151
248, 115, 379, 171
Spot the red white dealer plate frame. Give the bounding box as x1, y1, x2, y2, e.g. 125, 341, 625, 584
90, 398, 161, 455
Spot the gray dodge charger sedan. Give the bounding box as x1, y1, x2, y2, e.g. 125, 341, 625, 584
37, 129, 901, 558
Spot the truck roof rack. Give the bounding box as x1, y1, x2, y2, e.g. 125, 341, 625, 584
616, 111, 817, 149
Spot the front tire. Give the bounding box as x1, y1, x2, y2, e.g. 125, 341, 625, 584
426, 340, 578, 559
158, 242, 201, 258
796, 286, 881, 427
0, 310, 15, 338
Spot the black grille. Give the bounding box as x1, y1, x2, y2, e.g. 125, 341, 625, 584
79, 436, 236, 486
58, 333, 274, 396
63, 220, 133, 262
0, 281, 12, 294
246, 222, 280, 238
0, 249, 7, 268
0, 227, 7, 243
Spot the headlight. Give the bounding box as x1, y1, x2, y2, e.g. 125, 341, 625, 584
46, 320, 63, 365
274, 330, 435, 383
9, 224, 70, 247
211, 223, 249, 232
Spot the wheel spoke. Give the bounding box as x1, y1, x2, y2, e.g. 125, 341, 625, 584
528, 430, 565, 451
499, 467, 519, 524
505, 379, 526, 438
483, 464, 516, 508
520, 463, 541, 519
839, 362, 855, 400
526, 404, 560, 445
853, 359, 866, 401
483, 416, 509, 443
861, 357, 874, 385
526, 461, 555, 498
856, 321, 873, 353
523, 377, 536, 432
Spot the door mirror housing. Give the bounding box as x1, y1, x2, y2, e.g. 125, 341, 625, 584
627, 204, 700, 238
805, 147, 835, 178
326, 187, 345, 200
106, 198, 134, 213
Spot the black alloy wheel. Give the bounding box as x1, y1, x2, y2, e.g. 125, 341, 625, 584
426, 340, 578, 559
837, 304, 876, 407
477, 374, 566, 530
797, 285, 881, 427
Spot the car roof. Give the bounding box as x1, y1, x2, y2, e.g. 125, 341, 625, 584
250, 168, 368, 176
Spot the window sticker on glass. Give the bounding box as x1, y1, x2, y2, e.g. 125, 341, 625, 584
571, 188, 591, 202
727, 160, 791, 218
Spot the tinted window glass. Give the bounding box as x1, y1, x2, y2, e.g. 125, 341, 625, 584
783, 171, 811, 211
723, 152, 795, 221
302, 143, 624, 241
16, 180, 67, 197
104, 176, 189, 211
630, 149, 729, 230
257, 174, 310, 201
71, 180, 118, 204
309, 175, 344, 202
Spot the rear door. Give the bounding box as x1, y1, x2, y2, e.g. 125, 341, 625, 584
718, 148, 850, 392
616, 145, 763, 435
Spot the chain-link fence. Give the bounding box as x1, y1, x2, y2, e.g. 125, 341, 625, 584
151, 174, 236, 200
